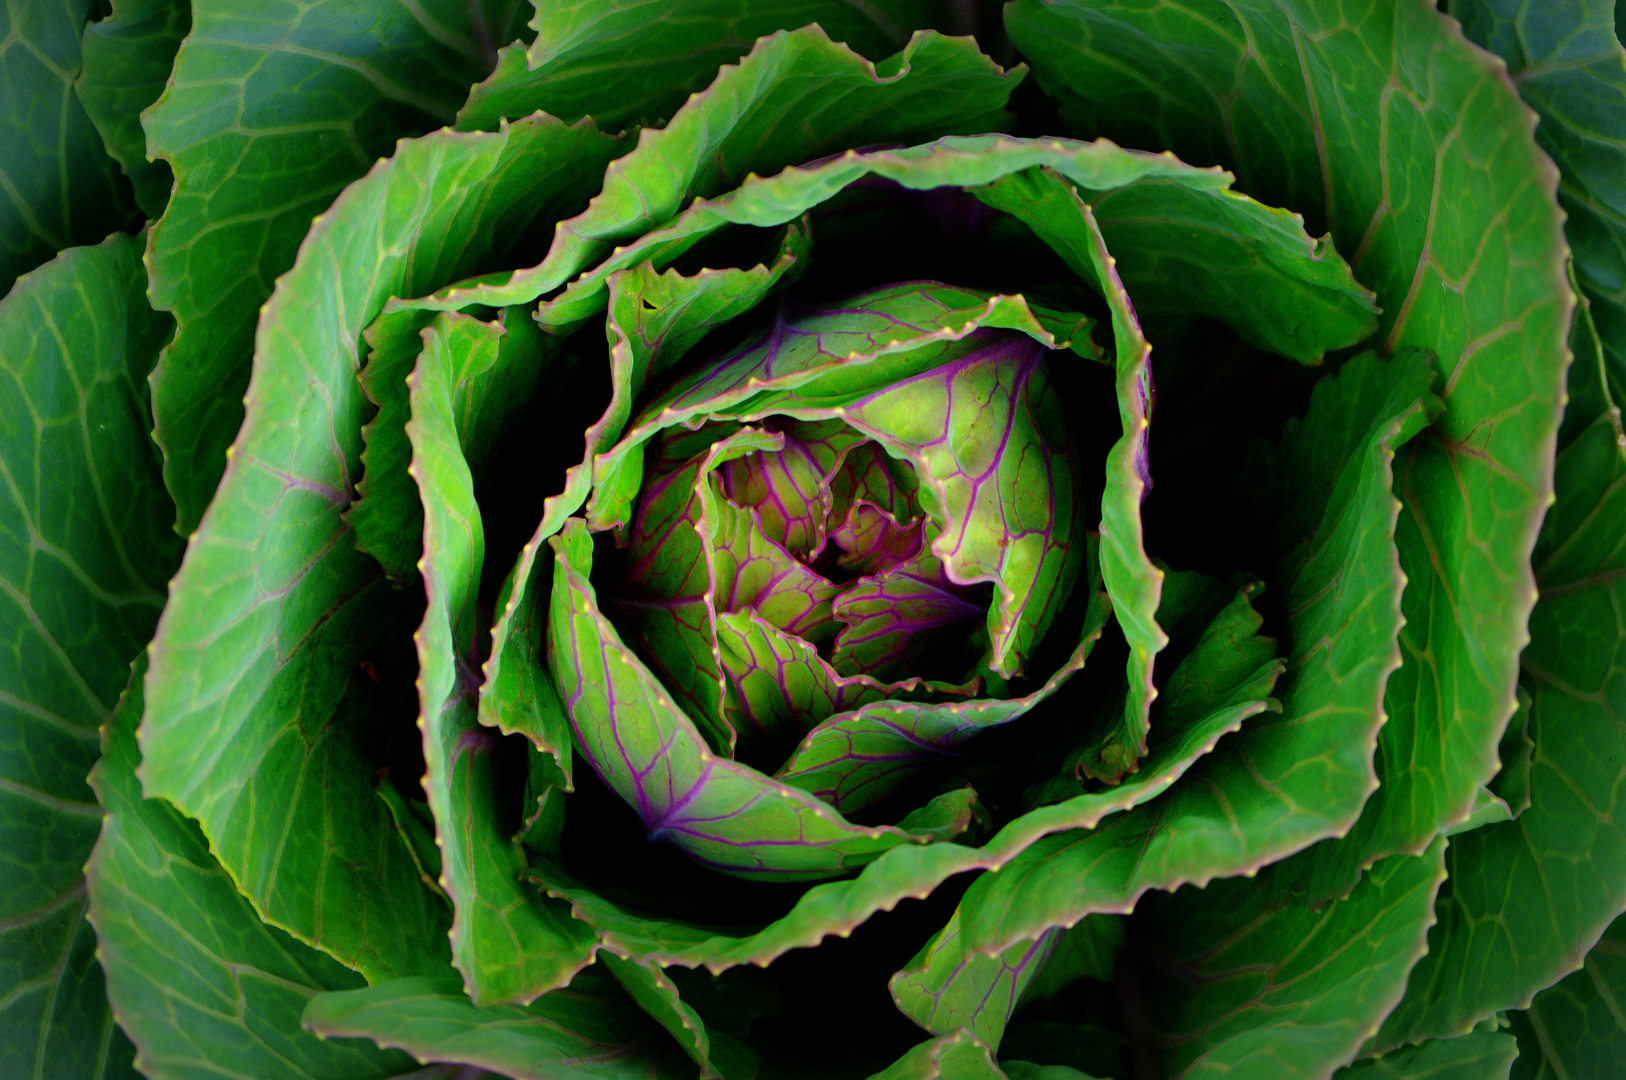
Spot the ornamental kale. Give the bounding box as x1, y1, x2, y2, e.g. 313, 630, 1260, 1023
5, 2, 1626, 1079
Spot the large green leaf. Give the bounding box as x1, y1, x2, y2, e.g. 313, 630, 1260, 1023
1123, 841, 1446, 1079
1505, 913, 1626, 1080
0, 0, 137, 296
86, 659, 426, 1080
407, 310, 599, 1005
75, 0, 189, 218
302, 973, 698, 1080
1005, 0, 1570, 896
868, 1031, 1004, 1080
139, 113, 618, 982
142, 0, 529, 531
1371, 292, 1626, 1046
932, 347, 1435, 963
459, 0, 942, 132
413, 28, 1022, 320
0, 233, 178, 1080
1449, 0, 1626, 390
1336, 1032, 1517, 1080
890, 575, 1285, 1051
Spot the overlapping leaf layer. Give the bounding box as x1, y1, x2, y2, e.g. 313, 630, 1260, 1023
1, 0, 1619, 1078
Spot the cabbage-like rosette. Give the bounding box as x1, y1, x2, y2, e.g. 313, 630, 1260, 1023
109, 17, 1580, 1080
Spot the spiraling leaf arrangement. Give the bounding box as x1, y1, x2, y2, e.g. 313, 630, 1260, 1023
4, 1, 1625, 1079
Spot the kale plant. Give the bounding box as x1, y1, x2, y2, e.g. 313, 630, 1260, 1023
4, 1, 1626, 1078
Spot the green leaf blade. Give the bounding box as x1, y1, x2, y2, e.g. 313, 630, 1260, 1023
1006, 0, 1571, 898
142, 0, 530, 530
0, 232, 179, 1080
139, 113, 619, 982
75, 0, 190, 218
301, 973, 698, 1080
407, 310, 599, 1005
87, 658, 421, 1080
0, 0, 138, 296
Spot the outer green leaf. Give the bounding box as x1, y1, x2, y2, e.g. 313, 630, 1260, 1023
0, 0, 137, 296
1450, 0, 1626, 389
1337, 1032, 1516, 1080
139, 113, 616, 982
1124, 841, 1447, 1080
142, 0, 529, 531
414, 28, 1024, 319
350, 301, 559, 582
75, 0, 189, 217
0, 233, 178, 1080
460, 0, 940, 132
407, 311, 598, 1005
1505, 913, 1626, 1080
302, 973, 697, 1080
1006, 0, 1570, 896
889, 909, 1058, 1050
86, 659, 421, 1080
869, 1030, 1004, 1080
490, 131, 1373, 356
547, 517, 968, 881
1060, 188, 1160, 781
890, 575, 1283, 1051
971, 164, 1377, 365
1372, 291, 1626, 1047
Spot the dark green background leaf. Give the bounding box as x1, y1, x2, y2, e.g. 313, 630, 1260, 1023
1449, 0, 1626, 390
0, 0, 138, 295
87, 658, 425, 1080
460, 0, 947, 132
75, 0, 190, 219
1507, 912, 1626, 1079
0, 233, 178, 1080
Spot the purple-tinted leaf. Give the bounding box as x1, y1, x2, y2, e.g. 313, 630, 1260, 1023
482, 237, 806, 771
776, 540, 1110, 816
715, 609, 973, 761
829, 499, 926, 578
800, 325, 1084, 682
705, 457, 847, 649
548, 519, 971, 881
716, 417, 863, 558
828, 440, 926, 528
615, 429, 783, 753
829, 546, 991, 682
